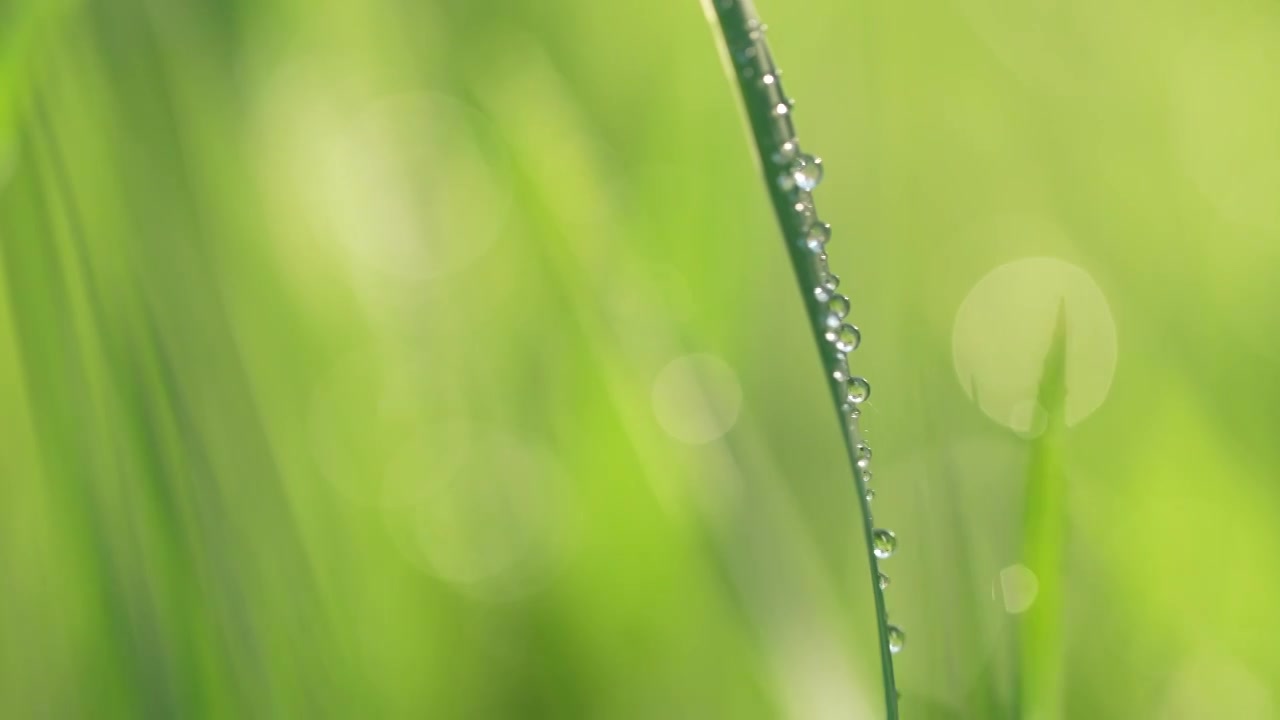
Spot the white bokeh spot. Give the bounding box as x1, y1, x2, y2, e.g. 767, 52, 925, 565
651, 353, 743, 445
953, 257, 1117, 432
995, 564, 1039, 614
255, 59, 510, 296
1161, 653, 1272, 719
388, 431, 569, 601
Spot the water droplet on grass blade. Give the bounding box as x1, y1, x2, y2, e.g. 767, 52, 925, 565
843, 402, 861, 421
792, 191, 815, 222
775, 140, 799, 165
828, 294, 850, 319
872, 528, 897, 558
834, 324, 861, 353
846, 377, 871, 405
791, 154, 823, 191
805, 222, 831, 251
832, 355, 850, 383
887, 625, 906, 653
878, 572, 890, 590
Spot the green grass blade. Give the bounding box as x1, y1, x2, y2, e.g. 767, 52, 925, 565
1017, 301, 1069, 719
703, 2, 899, 716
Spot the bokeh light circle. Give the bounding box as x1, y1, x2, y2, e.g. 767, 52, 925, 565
953, 257, 1117, 432
651, 353, 743, 445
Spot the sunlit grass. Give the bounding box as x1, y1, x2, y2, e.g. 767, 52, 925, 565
4, 0, 1280, 718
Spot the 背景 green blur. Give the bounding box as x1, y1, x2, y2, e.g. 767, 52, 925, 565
2, 0, 1278, 717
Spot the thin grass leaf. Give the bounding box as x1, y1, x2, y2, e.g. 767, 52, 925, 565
1016, 301, 1069, 719
703, 2, 900, 716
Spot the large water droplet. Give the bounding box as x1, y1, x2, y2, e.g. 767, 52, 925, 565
887, 625, 906, 653
872, 528, 897, 559
878, 572, 890, 590
791, 154, 824, 192
834, 324, 861, 353
828, 294, 850, 319
805, 222, 831, 252
823, 273, 840, 292
846, 377, 871, 405
814, 285, 833, 303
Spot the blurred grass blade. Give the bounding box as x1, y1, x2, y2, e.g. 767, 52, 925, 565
1018, 301, 1069, 719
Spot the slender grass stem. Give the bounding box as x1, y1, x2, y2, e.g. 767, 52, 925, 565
704, 2, 899, 716
1018, 303, 1069, 719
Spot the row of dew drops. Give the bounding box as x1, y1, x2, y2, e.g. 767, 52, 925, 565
732, 11, 905, 658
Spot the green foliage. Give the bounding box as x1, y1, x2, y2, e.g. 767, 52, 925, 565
3, 0, 1280, 718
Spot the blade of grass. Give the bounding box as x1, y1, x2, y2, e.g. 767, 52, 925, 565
703, 2, 899, 716
1016, 301, 1069, 719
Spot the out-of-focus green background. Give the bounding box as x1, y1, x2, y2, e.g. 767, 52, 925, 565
3, 0, 1279, 717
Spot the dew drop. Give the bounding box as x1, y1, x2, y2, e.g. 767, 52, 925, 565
865, 487, 876, 501
823, 274, 840, 293
774, 102, 790, 117
793, 191, 815, 221
832, 355, 850, 383
805, 222, 831, 252
846, 376, 871, 405
834, 324, 861, 353
761, 73, 777, 86
878, 572, 890, 590
872, 528, 897, 559
775, 140, 799, 165
791, 154, 824, 192
828, 294, 850, 319
814, 285, 833, 303
887, 625, 906, 653
861, 470, 873, 484
824, 312, 842, 331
